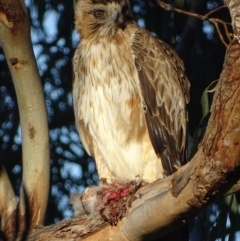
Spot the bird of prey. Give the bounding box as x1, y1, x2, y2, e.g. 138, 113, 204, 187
73, 0, 190, 183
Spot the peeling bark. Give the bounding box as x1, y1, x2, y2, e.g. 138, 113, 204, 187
0, 165, 17, 230
188, 39, 240, 206
3, 169, 240, 241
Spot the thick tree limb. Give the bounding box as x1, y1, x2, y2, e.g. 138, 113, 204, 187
0, 0, 50, 232
11, 165, 240, 241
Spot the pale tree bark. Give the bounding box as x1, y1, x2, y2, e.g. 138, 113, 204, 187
1, 0, 240, 240
0, 165, 17, 229
0, 0, 50, 239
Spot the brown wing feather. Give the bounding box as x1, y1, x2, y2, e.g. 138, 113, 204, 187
132, 28, 190, 175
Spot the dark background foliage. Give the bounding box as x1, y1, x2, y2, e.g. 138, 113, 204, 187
1, 0, 238, 239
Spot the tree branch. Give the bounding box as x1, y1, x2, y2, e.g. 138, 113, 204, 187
11, 162, 240, 241
0, 165, 17, 229
0, 0, 50, 231
155, 0, 232, 47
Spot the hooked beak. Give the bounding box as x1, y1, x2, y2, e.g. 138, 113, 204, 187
113, 12, 126, 29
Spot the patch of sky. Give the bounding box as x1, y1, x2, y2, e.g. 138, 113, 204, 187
226, 213, 230, 228
3, 134, 9, 143
54, 217, 60, 223
234, 232, 240, 241
61, 161, 83, 180
133, 5, 141, 14
60, 134, 70, 145
58, 194, 69, 211
207, 1, 218, 10
46, 99, 54, 118
61, 126, 69, 135
69, 129, 80, 143
0, 86, 6, 92
33, 44, 43, 59
51, 184, 59, 196
70, 143, 84, 157
2, 134, 10, 142
88, 161, 96, 174
52, 167, 58, 174
68, 185, 85, 195
44, 81, 53, 93
59, 102, 67, 111
4, 96, 14, 109
86, 178, 95, 186
50, 88, 64, 101
37, 54, 49, 75
92, 173, 99, 183
29, 4, 39, 23
67, 93, 73, 106
57, 182, 63, 189
43, 10, 60, 42
63, 209, 73, 219
210, 213, 216, 223
50, 46, 58, 53
14, 125, 22, 145
56, 147, 63, 155
203, 20, 214, 40
63, 150, 76, 160
64, 180, 72, 191
57, 38, 66, 48
12, 165, 21, 174
214, 235, 239, 241
138, 1, 145, 8
0, 54, 5, 61
2, 121, 12, 130
72, 29, 80, 48
12, 144, 19, 151
138, 18, 145, 28
176, 35, 182, 43
57, 4, 64, 12
31, 27, 43, 44
56, 58, 67, 69
211, 204, 220, 217
24, 0, 31, 7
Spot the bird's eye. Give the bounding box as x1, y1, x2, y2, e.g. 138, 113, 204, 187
93, 10, 105, 18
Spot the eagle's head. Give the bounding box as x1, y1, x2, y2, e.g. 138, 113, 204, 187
75, 0, 134, 39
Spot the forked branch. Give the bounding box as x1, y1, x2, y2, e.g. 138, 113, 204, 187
155, 0, 232, 47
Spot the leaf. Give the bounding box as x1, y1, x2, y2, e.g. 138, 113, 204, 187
188, 124, 206, 159
225, 195, 240, 217
201, 88, 209, 117
225, 194, 240, 239
173, 0, 185, 8
208, 195, 240, 241
209, 200, 228, 241
200, 79, 218, 117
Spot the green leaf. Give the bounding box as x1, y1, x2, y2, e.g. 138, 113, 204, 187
200, 79, 218, 117
201, 88, 209, 117
173, 0, 185, 8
